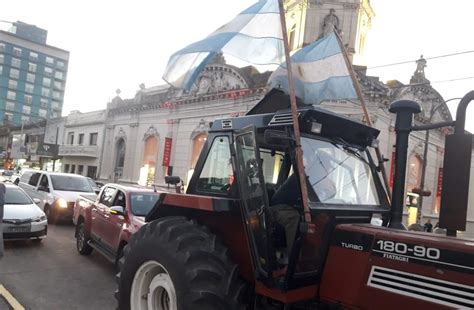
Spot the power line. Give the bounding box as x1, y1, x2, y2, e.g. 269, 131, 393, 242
366, 50, 474, 70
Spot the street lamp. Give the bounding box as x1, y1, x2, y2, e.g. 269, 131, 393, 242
415, 97, 462, 225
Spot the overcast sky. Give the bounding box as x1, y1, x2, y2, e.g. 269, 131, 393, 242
2, 0, 474, 131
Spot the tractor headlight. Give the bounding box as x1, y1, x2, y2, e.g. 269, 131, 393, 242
55, 198, 68, 209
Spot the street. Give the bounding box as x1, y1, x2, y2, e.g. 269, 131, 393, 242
0, 223, 116, 310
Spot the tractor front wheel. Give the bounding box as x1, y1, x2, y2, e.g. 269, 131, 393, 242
115, 216, 247, 310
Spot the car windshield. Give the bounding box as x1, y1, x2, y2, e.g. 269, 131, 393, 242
50, 175, 93, 192
87, 178, 98, 188
5, 187, 33, 205
301, 136, 379, 206
130, 193, 160, 216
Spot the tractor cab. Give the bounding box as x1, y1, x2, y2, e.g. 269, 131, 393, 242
186, 103, 390, 289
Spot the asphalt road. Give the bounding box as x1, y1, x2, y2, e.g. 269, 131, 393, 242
0, 223, 117, 310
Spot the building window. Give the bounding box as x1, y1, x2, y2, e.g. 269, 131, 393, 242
8, 80, 18, 89
64, 164, 70, 173
89, 133, 98, 145
53, 81, 62, 90
52, 111, 59, 118
25, 83, 34, 93
10, 68, 19, 79
0, 43, 5, 51
24, 95, 33, 104
78, 133, 84, 145
0, 65, 2, 74
13, 47, 22, 56
43, 77, 51, 87
67, 132, 74, 145
29, 52, 38, 61
27, 73, 35, 83
0, 55, 3, 63
41, 88, 50, 97
87, 166, 97, 179
6, 101, 15, 111
21, 115, 29, 123
55, 71, 64, 80
40, 98, 48, 108
70, 165, 76, 174
53, 91, 61, 100
51, 101, 60, 109
44, 67, 53, 76
7, 91, 16, 100
77, 165, 84, 175
46, 56, 54, 65
28, 63, 37, 72
39, 109, 47, 118
23, 105, 31, 115
4, 112, 13, 122
11, 58, 21, 68
57, 60, 65, 68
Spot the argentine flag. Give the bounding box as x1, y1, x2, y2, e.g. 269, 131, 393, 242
163, 0, 284, 90
268, 32, 357, 104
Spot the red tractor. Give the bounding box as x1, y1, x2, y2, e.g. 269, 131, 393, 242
115, 90, 473, 309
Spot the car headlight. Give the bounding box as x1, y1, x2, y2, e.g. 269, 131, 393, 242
33, 215, 47, 222
55, 198, 68, 209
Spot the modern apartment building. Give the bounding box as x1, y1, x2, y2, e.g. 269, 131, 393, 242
0, 21, 69, 126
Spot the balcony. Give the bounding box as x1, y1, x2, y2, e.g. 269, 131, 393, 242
58, 145, 99, 158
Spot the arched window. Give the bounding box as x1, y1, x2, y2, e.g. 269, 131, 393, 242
115, 139, 126, 179
139, 136, 159, 186
143, 136, 158, 167
191, 133, 207, 168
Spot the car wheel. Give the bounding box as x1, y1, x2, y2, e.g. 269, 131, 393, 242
76, 222, 93, 255
115, 216, 247, 310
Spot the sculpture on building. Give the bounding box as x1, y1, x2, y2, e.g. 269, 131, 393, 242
321, 9, 340, 37
410, 55, 430, 84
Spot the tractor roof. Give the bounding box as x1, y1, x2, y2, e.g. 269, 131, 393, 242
210, 89, 380, 148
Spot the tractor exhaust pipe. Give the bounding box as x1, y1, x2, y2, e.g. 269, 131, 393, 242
439, 91, 474, 237
388, 100, 422, 229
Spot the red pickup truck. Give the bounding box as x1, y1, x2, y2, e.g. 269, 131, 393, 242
73, 183, 163, 266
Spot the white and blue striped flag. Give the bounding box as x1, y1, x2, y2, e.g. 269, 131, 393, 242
268, 32, 357, 104
163, 0, 284, 90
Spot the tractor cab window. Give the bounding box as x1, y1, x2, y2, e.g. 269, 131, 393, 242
301, 137, 379, 206
259, 149, 285, 185
196, 136, 232, 193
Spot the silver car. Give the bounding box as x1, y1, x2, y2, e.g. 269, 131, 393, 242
2, 184, 47, 242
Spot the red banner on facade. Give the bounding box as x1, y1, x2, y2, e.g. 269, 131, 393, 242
389, 152, 396, 188
436, 167, 443, 197
162, 137, 172, 166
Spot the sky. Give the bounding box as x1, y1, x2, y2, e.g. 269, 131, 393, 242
2, 0, 474, 132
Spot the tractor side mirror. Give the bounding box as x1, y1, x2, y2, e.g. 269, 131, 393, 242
264, 129, 292, 147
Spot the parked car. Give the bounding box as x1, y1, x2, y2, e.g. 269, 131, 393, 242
2, 183, 47, 241
73, 184, 162, 266
18, 171, 95, 223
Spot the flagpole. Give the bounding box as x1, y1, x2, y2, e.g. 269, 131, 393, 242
278, 0, 312, 224
335, 31, 392, 201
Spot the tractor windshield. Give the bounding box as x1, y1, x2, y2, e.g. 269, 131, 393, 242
301, 136, 380, 206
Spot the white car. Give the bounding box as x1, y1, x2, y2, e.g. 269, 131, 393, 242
2, 183, 47, 242
18, 171, 95, 222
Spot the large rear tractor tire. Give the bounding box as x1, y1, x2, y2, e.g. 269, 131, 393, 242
115, 216, 247, 310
